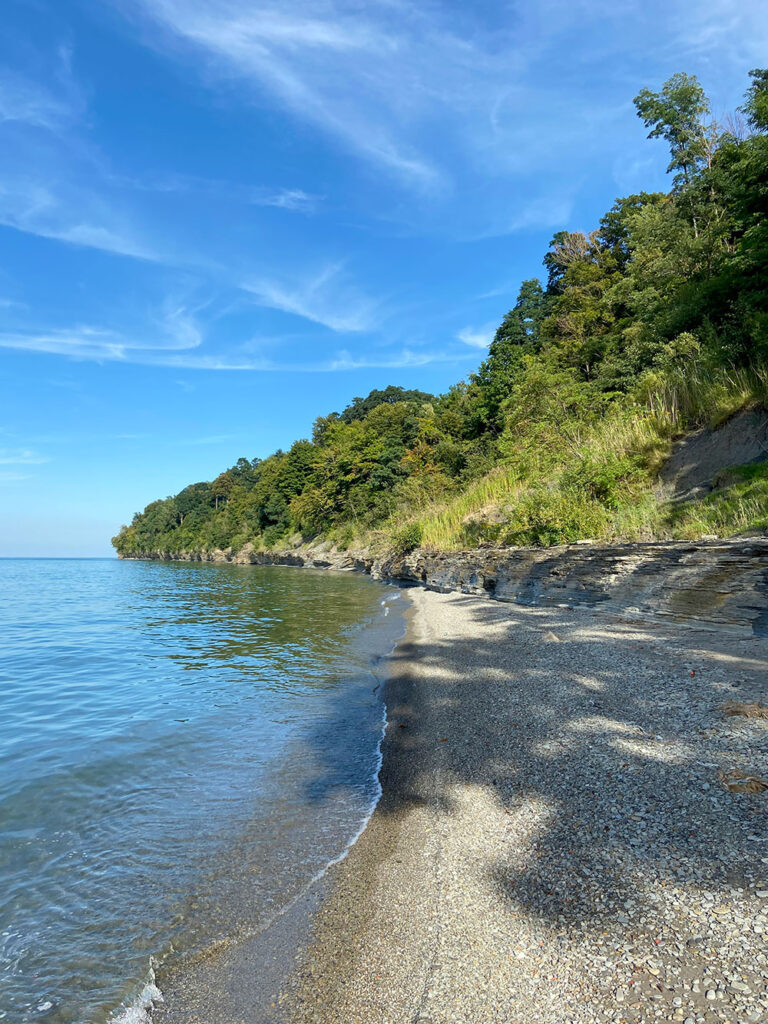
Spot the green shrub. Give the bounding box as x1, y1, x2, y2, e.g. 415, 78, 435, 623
391, 521, 423, 556
262, 524, 287, 548
502, 487, 608, 547
669, 461, 768, 538
561, 452, 642, 510
331, 523, 356, 551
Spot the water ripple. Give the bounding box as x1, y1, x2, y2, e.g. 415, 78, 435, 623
0, 559, 402, 1024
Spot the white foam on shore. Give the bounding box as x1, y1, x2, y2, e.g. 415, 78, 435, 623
110, 964, 164, 1024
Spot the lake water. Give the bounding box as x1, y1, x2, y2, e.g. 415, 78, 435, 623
0, 559, 404, 1024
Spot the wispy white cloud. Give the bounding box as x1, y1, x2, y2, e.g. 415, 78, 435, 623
0, 448, 49, 465
0, 54, 84, 132
0, 471, 34, 484
121, 0, 764, 200
476, 283, 516, 301
0, 75, 70, 130
457, 324, 495, 350
254, 187, 322, 213
178, 434, 237, 445
470, 196, 577, 241
663, 0, 768, 66
0, 328, 140, 361
116, 0, 497, 186
242, 262, 377, 333
119, 171, 323, 214
153, 302, 205, 350
326, 347, 468, 371
0, 319, 476, 372
0, 179, 163, 262
0, 298, 205, 363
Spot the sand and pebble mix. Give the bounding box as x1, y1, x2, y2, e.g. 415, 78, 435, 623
285, 588, 768, 1024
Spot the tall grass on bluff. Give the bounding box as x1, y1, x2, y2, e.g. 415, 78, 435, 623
389, 362, 768, 552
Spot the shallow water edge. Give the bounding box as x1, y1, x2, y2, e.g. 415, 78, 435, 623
0, 560, 406, 1024
144, 583, 408, 1024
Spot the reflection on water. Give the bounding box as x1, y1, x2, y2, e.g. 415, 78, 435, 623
0, 559, 403, 1024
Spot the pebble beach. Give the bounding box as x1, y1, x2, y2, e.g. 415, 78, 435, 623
284, 587, 768, 1024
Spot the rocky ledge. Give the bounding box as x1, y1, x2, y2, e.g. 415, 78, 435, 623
124, 536, 768, 638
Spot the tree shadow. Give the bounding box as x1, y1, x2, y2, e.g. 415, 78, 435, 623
302, 592, 768, 935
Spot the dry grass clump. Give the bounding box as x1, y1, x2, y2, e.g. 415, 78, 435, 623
720, 700, 768, 720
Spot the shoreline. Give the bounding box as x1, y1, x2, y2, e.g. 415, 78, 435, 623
281, 588, 768, 1023
147, 578, 405, 1024
119, 536, 768, 638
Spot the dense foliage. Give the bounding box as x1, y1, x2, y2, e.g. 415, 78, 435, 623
113, 70, 768, 558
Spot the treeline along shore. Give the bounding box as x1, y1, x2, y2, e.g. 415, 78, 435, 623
114, 70, 768, 565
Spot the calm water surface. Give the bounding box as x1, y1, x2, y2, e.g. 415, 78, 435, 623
0, 559, 404, 1024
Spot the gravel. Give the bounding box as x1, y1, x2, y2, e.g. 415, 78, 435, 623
285, 588, 768, 1024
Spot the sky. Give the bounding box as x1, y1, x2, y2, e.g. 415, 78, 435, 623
1, 1, 766, 556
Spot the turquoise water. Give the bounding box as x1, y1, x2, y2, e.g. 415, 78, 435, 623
0, 559, 403, 1024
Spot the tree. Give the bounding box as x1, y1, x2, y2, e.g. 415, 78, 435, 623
176, 481, 213, 524
598, 193, 666, 272
741, 68, 768, 133
212, 471, 235, 510
513, 278, 546, 341
113, 67, 768, 562
471, 279, 546, 433
338, 386, 435, 424
544, 231, 597, 294
634, 73, 711, 187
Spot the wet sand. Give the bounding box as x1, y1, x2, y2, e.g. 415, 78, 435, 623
283, 588, 768, 1024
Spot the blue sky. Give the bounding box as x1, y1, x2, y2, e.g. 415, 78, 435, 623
1, 0, 766, 555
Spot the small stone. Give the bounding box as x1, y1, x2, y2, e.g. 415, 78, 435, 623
729, 981, 751, 994
706, 990, 717, 1001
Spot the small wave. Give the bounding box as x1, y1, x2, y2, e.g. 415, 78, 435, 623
109, 965, 163, 1024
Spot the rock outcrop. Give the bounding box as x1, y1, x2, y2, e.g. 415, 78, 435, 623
383, 539, 768, 637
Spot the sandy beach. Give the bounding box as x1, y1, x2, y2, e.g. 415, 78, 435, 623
282, 588, 768, 1024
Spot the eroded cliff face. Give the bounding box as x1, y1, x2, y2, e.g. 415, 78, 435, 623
659, 406, 768, 502
122, 537, 768, 638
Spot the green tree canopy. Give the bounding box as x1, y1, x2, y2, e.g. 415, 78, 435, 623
634, 73, 711, 187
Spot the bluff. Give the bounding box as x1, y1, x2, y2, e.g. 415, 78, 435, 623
114, 68, 768, 612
